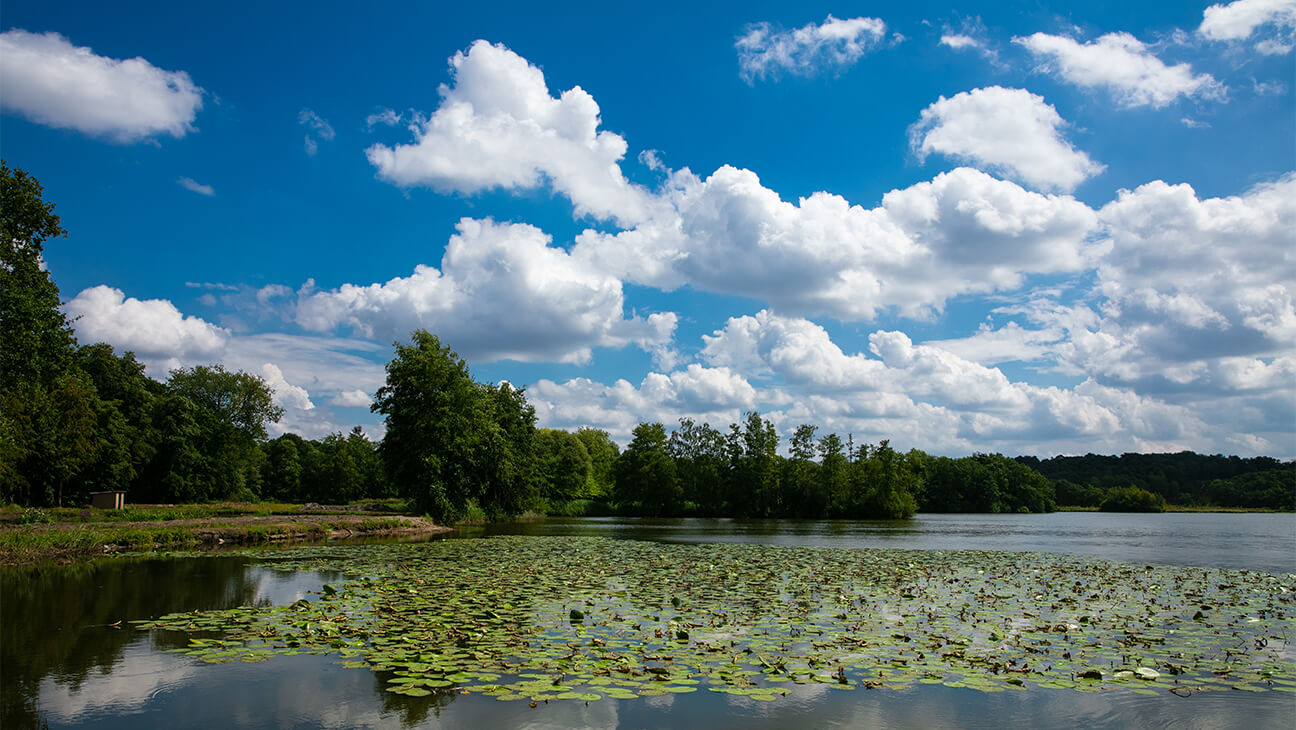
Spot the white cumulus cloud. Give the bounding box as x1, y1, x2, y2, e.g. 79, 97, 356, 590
575, 165, 1100, 321
910, 86, 1105, 192
940, 34, 982, 50
331, 389, 372, 408
530, 365, 757, 441
260, 362, 315, 411
1015, 32, 1225, 108
365, 40, 656, 226
1200, 0, 1296, 54
736, 15, 888, 82
0, 29, 203, 142
65, 286, 229, 372
295, 217, 676, 365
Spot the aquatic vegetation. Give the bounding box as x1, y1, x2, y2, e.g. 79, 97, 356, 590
135, 537, 1296, 703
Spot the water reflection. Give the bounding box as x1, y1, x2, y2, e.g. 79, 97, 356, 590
25, 651, 1296, 729
0, 556, 340, 728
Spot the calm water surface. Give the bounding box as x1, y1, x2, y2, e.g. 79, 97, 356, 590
3, 513, 1293, 729
471, 512, 1296, 573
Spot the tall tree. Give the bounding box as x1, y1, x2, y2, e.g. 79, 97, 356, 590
614, 422, 679, 515
166, 365, 283, 442
575, 427, 619, 498
1, 161, 73, 390
373, 331, 482, 522
536, 428, 593, 501
372, 330, 539, 522
1, 162, 95, 505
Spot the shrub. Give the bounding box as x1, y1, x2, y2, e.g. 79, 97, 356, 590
1099, 486, 1165, 513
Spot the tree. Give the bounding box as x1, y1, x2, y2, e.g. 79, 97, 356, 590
729, 412, 780, 517
166, 365, 283, 442
668, 418, 726, 512
780, 424, 818, 516
1, 162, 89, 506
478, 381, 540, 516
575, 427, 619, 498
372, 331, 539, 522
536, 428, 592, 501
614, 422, 679, 515
817, 433, 848, 515
1, 161, 73, 391
373, 331, 483, 522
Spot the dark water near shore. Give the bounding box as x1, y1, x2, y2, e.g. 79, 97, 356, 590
4, 512, 1294, 729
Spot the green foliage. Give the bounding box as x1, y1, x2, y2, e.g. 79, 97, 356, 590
372, 330, 539, 523
166, 364, 283, 442
919, 453, 1055, 514
1025, 451, 1288, 508
1099, 486, 1166, 512
727, 412, 781, 517
575, 427, 619, 497
0, 161, 73, 390
668, 418, 727, 510
614, 422, 680, 515
1205, 469, 1295, 510
536, 428, 593, 500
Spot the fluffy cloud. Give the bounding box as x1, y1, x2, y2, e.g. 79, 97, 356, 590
529, 365, 757, 440
575, 165, 1100, 321
365, 42, 1098, 325
526, 306, 1226, 454
690, 309, 1216, 455
1015, 32, 1225, 108
940, 34, 982, 50
1199, 0, 1296, 54
736, 15, 888, 82
366, 40, 656, 226
909, 87, 1105, 192
1070, 174, 1296, 380
295, 217, 676, 364
926, 173, 1296, 408
260, 362, 315, 413
0, 29, 203, 142
65, 286, 229, 371
331, 390, 373, 408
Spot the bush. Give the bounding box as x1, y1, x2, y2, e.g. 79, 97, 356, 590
1099, 486, 1165, 513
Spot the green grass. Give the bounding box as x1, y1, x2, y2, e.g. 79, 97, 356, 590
0, 500, 419, 526
0, 514, 419, 566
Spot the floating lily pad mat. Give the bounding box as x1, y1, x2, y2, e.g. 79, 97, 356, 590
135, 536, 1296, 702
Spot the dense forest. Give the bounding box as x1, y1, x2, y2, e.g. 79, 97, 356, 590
3, 163, 1292, 519
1018, 452, 1295, 510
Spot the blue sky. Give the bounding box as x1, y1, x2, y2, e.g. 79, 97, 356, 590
3, 0, 1293, 457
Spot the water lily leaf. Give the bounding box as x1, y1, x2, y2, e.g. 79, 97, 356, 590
130, 536, 1295, 706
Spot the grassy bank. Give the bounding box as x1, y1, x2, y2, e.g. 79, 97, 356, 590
0, 502, 440, 566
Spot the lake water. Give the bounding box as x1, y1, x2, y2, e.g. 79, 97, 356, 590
4, 512, 1294, 729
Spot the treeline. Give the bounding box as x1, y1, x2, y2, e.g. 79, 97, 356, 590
1018, 452, 1295, 510
372, 331, 1059, 521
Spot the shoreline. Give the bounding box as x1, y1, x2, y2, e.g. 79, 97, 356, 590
0, 510, 449, 567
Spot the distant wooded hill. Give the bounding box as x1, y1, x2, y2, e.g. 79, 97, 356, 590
1016, 452, 1294, 510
